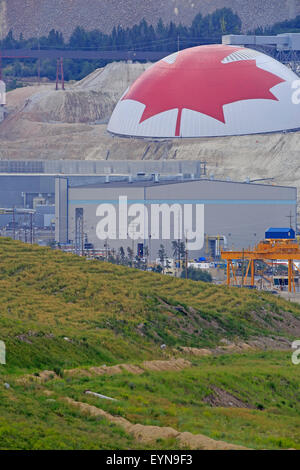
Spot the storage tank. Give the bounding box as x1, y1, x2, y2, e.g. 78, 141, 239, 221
108, 44, 300, 138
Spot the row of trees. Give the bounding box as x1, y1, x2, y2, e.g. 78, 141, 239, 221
252, 15, 300, 35
1, 8, 242, 83
3, 10, 300, 85
97, 242, 212, 283
1, 8, 241, 51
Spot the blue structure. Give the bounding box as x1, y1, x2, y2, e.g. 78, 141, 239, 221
265, 228, 295, 240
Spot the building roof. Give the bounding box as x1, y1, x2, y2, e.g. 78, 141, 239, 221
108, 44, 300, 138
266, 228, 295, 233
68, 177, 296, 191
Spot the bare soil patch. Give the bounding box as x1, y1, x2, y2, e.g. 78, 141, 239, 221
203, 386, 255, 409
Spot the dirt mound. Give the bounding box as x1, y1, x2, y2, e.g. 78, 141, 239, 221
17, 369, 58, 385
64, 397, 250, 450
180, 347, 213, 356
203, 386, 255, 409
176, 431, 248, 450
19, 337, 293, 384
141, 358, 191, 372
66, 358, 191, 378
90, 363, 145, 376
12, 63, 151, 125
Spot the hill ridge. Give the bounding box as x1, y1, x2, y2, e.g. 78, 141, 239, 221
0, 0, 299, 40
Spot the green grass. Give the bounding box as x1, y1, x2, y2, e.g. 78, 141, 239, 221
0, 238, 300, 449
1, 351, 299, 450
44, 351, 300, 450
0, 238, 299, 373
0, 384, 180, 450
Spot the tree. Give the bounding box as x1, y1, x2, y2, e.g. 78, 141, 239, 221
127, 247, 134, 267
119, 246, 126, 265
2, 8, 244, 87
143, 245, 149, 269
190, 13, 203, 38
172, 240, 179, 259
69, 26, 88, 48
179, 242, 186, 266
47, 29, 64, 47
158, 244, 167, 274
181, 267, 212, 283
152, 264, 163, 273
2, 30, 17, 49
156, 18, 166, 38
165, 257, 172, 274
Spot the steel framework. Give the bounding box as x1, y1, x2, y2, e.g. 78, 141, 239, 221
0, 207, 35, 243
221, 238, 300, 293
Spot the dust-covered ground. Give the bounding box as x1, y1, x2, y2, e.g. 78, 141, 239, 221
0, 61, 300, 203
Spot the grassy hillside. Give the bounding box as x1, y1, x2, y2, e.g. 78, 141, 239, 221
0, 238, 300, 373
0, 238, 299, 450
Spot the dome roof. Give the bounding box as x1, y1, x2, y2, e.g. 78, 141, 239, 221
107, 44, 300, 138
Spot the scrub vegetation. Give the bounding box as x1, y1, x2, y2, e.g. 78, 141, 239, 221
0, 238, 299, 449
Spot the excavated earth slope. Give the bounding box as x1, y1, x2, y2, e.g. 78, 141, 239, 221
0, 61, 300, 210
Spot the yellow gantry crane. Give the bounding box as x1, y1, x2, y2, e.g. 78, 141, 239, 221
221, 228, 300, 293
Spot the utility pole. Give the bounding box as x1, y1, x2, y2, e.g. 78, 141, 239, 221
241, 248, 245, 287
81, 218, 84, 256
56, 59, 59, 91
177, 211, 181, 275
56, 57, 65, 90
286, 211, 294, 229
37, 37, 41, 86
30, 212, 33, 244
129, 222, 138, 260
185, 233, 188, 280
104, 241, 109, 261
12, 207, 16, 240
60, 57, 65, 90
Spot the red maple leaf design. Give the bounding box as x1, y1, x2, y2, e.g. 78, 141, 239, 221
122, 45, 285, 136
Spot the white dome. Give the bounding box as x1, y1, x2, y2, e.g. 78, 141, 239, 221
108, 45, 300, 138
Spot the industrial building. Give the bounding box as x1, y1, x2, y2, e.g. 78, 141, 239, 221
0, 159, 205, 225
108, 44, 300, 138
223, 33, 300, 64
55, 176, 297, 261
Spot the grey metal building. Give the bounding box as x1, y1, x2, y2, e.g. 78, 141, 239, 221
55, 176, 297, 260
0, 160, 206, 228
